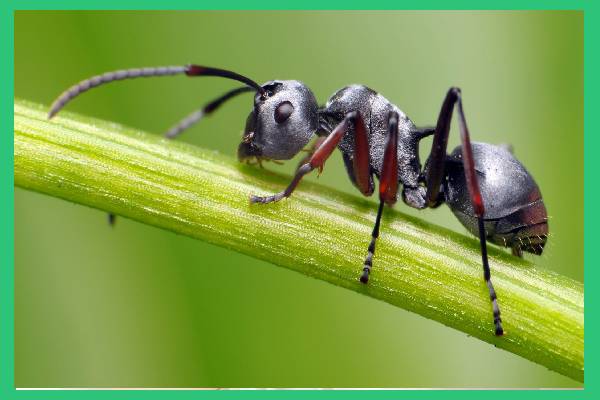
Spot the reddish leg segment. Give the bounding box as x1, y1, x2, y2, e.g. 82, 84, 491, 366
250, 111, 372, 204
296, 136, 327, 172
425, 87, 503, 336
360, 111, 399, 283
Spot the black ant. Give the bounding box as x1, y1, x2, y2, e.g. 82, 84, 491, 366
48, 64, 549, 336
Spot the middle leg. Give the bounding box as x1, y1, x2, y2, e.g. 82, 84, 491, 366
360, 111, 400, 283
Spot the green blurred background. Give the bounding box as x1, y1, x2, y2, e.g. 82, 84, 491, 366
14, 11, 583, 388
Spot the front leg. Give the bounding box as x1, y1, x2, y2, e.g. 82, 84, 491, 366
250, 111, 372, 204
296, 136, 327, 172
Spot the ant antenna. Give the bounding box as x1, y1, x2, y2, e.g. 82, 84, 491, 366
164, 86, 254, 139
48, 64, 265, 119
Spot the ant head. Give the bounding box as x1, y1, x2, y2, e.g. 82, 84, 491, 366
238, 80, 319, 161
45, 65, 318, 162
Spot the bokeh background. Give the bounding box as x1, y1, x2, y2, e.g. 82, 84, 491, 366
14, 11, 583, 388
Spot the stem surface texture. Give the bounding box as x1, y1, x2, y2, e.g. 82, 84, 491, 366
14, 100, 584, 382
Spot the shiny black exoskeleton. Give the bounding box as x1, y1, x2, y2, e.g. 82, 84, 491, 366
442, 143, 548, 257
240, 80, 547, 257
49, 64, 548, 336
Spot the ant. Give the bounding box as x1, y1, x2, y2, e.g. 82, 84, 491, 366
48, 64, 549, 336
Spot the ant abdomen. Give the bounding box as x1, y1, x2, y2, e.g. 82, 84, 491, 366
443, 142, 548, 256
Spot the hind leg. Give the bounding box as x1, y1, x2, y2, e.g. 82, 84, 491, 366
424, 87, 503, 336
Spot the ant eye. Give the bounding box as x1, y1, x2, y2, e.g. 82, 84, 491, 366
274, 101, 294, 123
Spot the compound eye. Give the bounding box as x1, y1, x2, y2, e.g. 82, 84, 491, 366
274, 101, 294, 123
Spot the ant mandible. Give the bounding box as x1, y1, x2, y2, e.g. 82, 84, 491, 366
48, 64, 549, 336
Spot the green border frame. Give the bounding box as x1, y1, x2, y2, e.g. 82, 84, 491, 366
3, 0, 594, 398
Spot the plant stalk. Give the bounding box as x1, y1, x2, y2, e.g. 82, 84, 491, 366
14, 99, 583, 382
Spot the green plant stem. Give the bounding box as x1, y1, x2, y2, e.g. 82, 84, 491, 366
14, 99, 583, 382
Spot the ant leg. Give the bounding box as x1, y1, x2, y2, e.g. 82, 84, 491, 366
361, 111, 399, 283
425, 87, 503, 336
511, 245, 523, 258
250, 111, 371, 204
296, 136, 327, 172
164, 86, 254, 139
